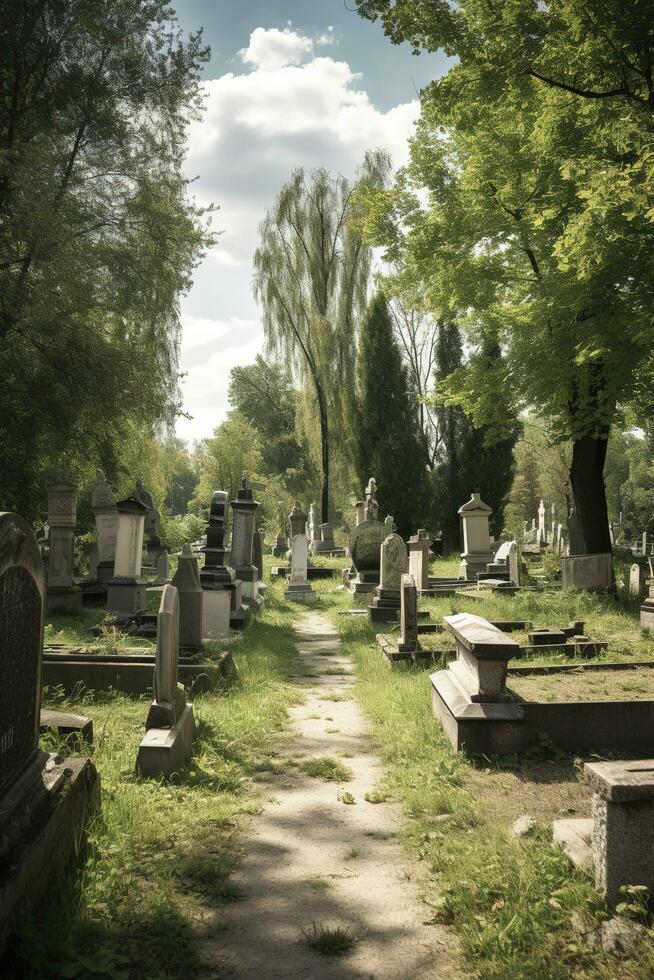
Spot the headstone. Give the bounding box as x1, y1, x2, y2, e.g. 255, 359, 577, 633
355, 500, 366, 526
106, 496, 148, 614
458, 491, 493, 580
347, 517, 387, 594
91, 469, 118, 585
399, 573, 419, 651
630, 563, 644, 599
200, 490, 244, 636
307, 503, 318, 549
561, 553, 613, 592
138, 585, 194, 778
272, 501, 287, 557
46, 482, 81, 612
133, 479, 161, 545
155, 551, 169, 585
285, 534, 316, 604
313, 521, 338, 555
365, 477, 379, 522
370, 529, 408, 622
408, 529, 430, 591
507, 541, 521, 587
254, 527, 264, 580
288, 501, 307, 540
538, 500, 546, 546
0, 512, 99, 956
230, 472, 260, 605
171, 545, 203, 654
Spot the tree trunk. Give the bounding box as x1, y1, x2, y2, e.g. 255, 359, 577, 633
569, 432, 611, 554
442, 520, 460, 556
317, 388, 329, 523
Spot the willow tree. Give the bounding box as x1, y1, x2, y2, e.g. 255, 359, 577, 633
253, 159, 384, 521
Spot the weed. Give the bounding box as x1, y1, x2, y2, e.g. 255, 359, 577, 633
299, 757, 353, 781
339, 791, 356, 805
365, 790, 388, 804
301, 921, 365, 955
342, 848, 359, 861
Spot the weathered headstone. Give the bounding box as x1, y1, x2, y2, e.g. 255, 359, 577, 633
200, 490, 243, 636
138, 585, 194, 778
354, 500, 366, 526
630, 562, 645, 599
347, 517, 387, 594
458, 491, 493, 580
399, 573, 419, 652
288, 501, 307, 541
46, 482, 82, 612
507, 541, 521, 587
285, 533, 316, 604
408, 529, 430, 592
307, 503, 319, 552
171, 545, 203, 654
230, 472, 261, 607
91, 469, 119, 585
537, 500, 546, 546
272, 501, 287, 558
0, 512, 99, 956
155, 551, 169, 585
370, 528, 408, 622
365, 477, 379, 522
106, 495, 148, 614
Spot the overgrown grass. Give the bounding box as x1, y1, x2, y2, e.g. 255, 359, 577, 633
14, 571, 301, 980
299, 756, 353, 781
301, 920, 366, 955
321, 569, 654, 978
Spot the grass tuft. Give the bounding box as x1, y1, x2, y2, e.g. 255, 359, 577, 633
301, 921, 366, 955
299, 756, 353, 781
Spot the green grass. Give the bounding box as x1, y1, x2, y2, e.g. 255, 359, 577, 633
299, 756, 353, 781
15, 570, 301, 980
300, 920, 366, 955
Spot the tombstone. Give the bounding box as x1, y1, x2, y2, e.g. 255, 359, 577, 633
91, 469, 119, 585
355, 500, 366, 526
370, 528, 408, 623
0, 512, 99, 956
507, 541, 521, 587
46, 482, 82, 612
254, 527, 264, 580
313, 520, 338, 555
347, 513, 388, 594
133, 478, 168, 576
288, 501, 307, 541
365, 477, 379, 522
630, 563, 645, 599
106, 496, 148, 614
408, 529, 431, 592
230, 472, 261, 608
137, 585, 194, 778
155, 551, 169, 585
285, 534, 316, 604
307, 503, 318, 551
561, 553, 613, 592
399, 573, 419, 652
200, 490, 243, 637
537, 500, 546, 546
171, 545, 203, 654
458, 491, 493, 580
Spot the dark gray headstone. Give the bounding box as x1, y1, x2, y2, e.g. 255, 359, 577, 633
0, 513, 45, 796
172, 546, 203, 653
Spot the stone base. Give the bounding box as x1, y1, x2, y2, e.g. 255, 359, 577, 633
202, 589, 231, 640
347, 571, 380, 595
40, 709, 93, 744
106, 577, 147, 614
459, 555, 492, 581
46, 585, 82, 613
0, 752, 100, 958
42, 651, 222, 696
96, 560, 115, 586
376, 633, 429, 663
137, 702, 195, 779
561, 553, 613, 592
552, 818, 593, 869
285, 583, 317, 604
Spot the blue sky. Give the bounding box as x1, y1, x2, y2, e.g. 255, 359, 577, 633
174, 1, 449, 442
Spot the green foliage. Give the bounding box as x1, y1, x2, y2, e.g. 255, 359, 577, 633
299, 757, 353, 782
192, 412, 263, 514
354, 291, 430, 536
504, 417, 572, 538
301, 921, 366, 956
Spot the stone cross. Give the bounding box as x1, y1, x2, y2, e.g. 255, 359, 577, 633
399, 573, 418, 652
0, 512, 46, 797
171, 545, 203, 653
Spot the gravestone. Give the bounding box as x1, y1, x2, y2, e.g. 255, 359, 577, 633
629, 563, 648, 600
347, 516, 388, 594
288, 501, 307, 541
106, 496, 148, 614
285, 534, 316, 604
133, 478, 168, 576
507, 542, 521, 587
458, 491, 493, 580
408, 529, 430, 591
155, 551, 169, 585
230, 472, 261, 606
0, 511, 99, 956
171, 544, 203, 654
399, 573, 419, 652
200, 490, 243, 636
370, 529, 408, 623
272, 501, 287, 557
46, 482, 81, 612
91, 469, 119, 585
355, 500, 366, 526
307, 503, 318, 551
254, 527, 264, 580
538, 500, 546, 546
365, 477, 379, 522
138, 585, 194, 778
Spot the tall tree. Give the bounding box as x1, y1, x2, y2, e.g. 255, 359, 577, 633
0, 0, 210, 519
354, 291, 429, 537
253, 159, 383, 521
355, 1, 654, 555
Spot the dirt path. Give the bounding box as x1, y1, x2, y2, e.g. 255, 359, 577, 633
200, 610, 462, 979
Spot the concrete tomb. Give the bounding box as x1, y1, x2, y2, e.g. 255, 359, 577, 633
231, 472, 263, 610
408, 529, 431, 592
106, 495, 148, 614
171, 544, 203, 654
458, 492, 493, 581
0, 512, 99, 956
46, 481, 82, 612
370, 527, 408, 623
137, 585, 194, 778
91, 469, 119, 585
285, 533, 316, 604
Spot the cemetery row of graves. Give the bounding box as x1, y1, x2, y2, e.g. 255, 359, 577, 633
3, 468, 654, 977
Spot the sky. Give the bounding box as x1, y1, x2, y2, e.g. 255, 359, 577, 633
174, 0, 450, 444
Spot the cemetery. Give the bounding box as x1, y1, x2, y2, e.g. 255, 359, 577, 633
4, 2, 654, 979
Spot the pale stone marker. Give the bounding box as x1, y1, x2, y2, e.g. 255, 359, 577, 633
46, 482, 81, 612
538, 499, 546, 546
370, 528, 408, 622
91, 469, 118, 585
458, 491, 493, 580
230, 472, 260, 605
106, 495, 148, 613
630, 563, 644, 599
285, 533, 316, 604
399, 573, 419, 652
171, 545, 203, 653
507, 541, 521, 587
355, 500, 366, 526
408, 529, 430, 592
138, 584, 194, 778
365, 477, 379, 521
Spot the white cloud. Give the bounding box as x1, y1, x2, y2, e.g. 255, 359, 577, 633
178, 27, 419, 441
240, 27, 313, 70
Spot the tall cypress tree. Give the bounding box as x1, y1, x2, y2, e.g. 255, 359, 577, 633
354, 292, 429, 536
432, 325, 517, 552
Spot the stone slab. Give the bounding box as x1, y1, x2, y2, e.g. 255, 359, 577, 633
42, 653, 221, 696
552, 818, 594, 868
40, 709, 93, 743
137, 702, 194, 779
443, 613, 520, 659
585, 759, 654, 802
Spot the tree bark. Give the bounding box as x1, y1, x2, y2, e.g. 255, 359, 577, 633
569, 433, 612, 554
442, 520, 460, 556
316, 386, 329, 523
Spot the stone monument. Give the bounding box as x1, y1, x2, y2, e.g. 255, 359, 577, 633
106, 495, 148, 614
408, 529, 431, 592
458, 491, 493, 581
171, 544, 203, 655
200, 490, 244, 636
370, 526, 408, 623
46, 482, 82, 612
137, 584, 194, 778
347, 512, 388, 594
0, 512, 99, 956
91, 469, 118, 586
285, 533, 316, 604
230, 472, 262, 610
133, 478, 168, 578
